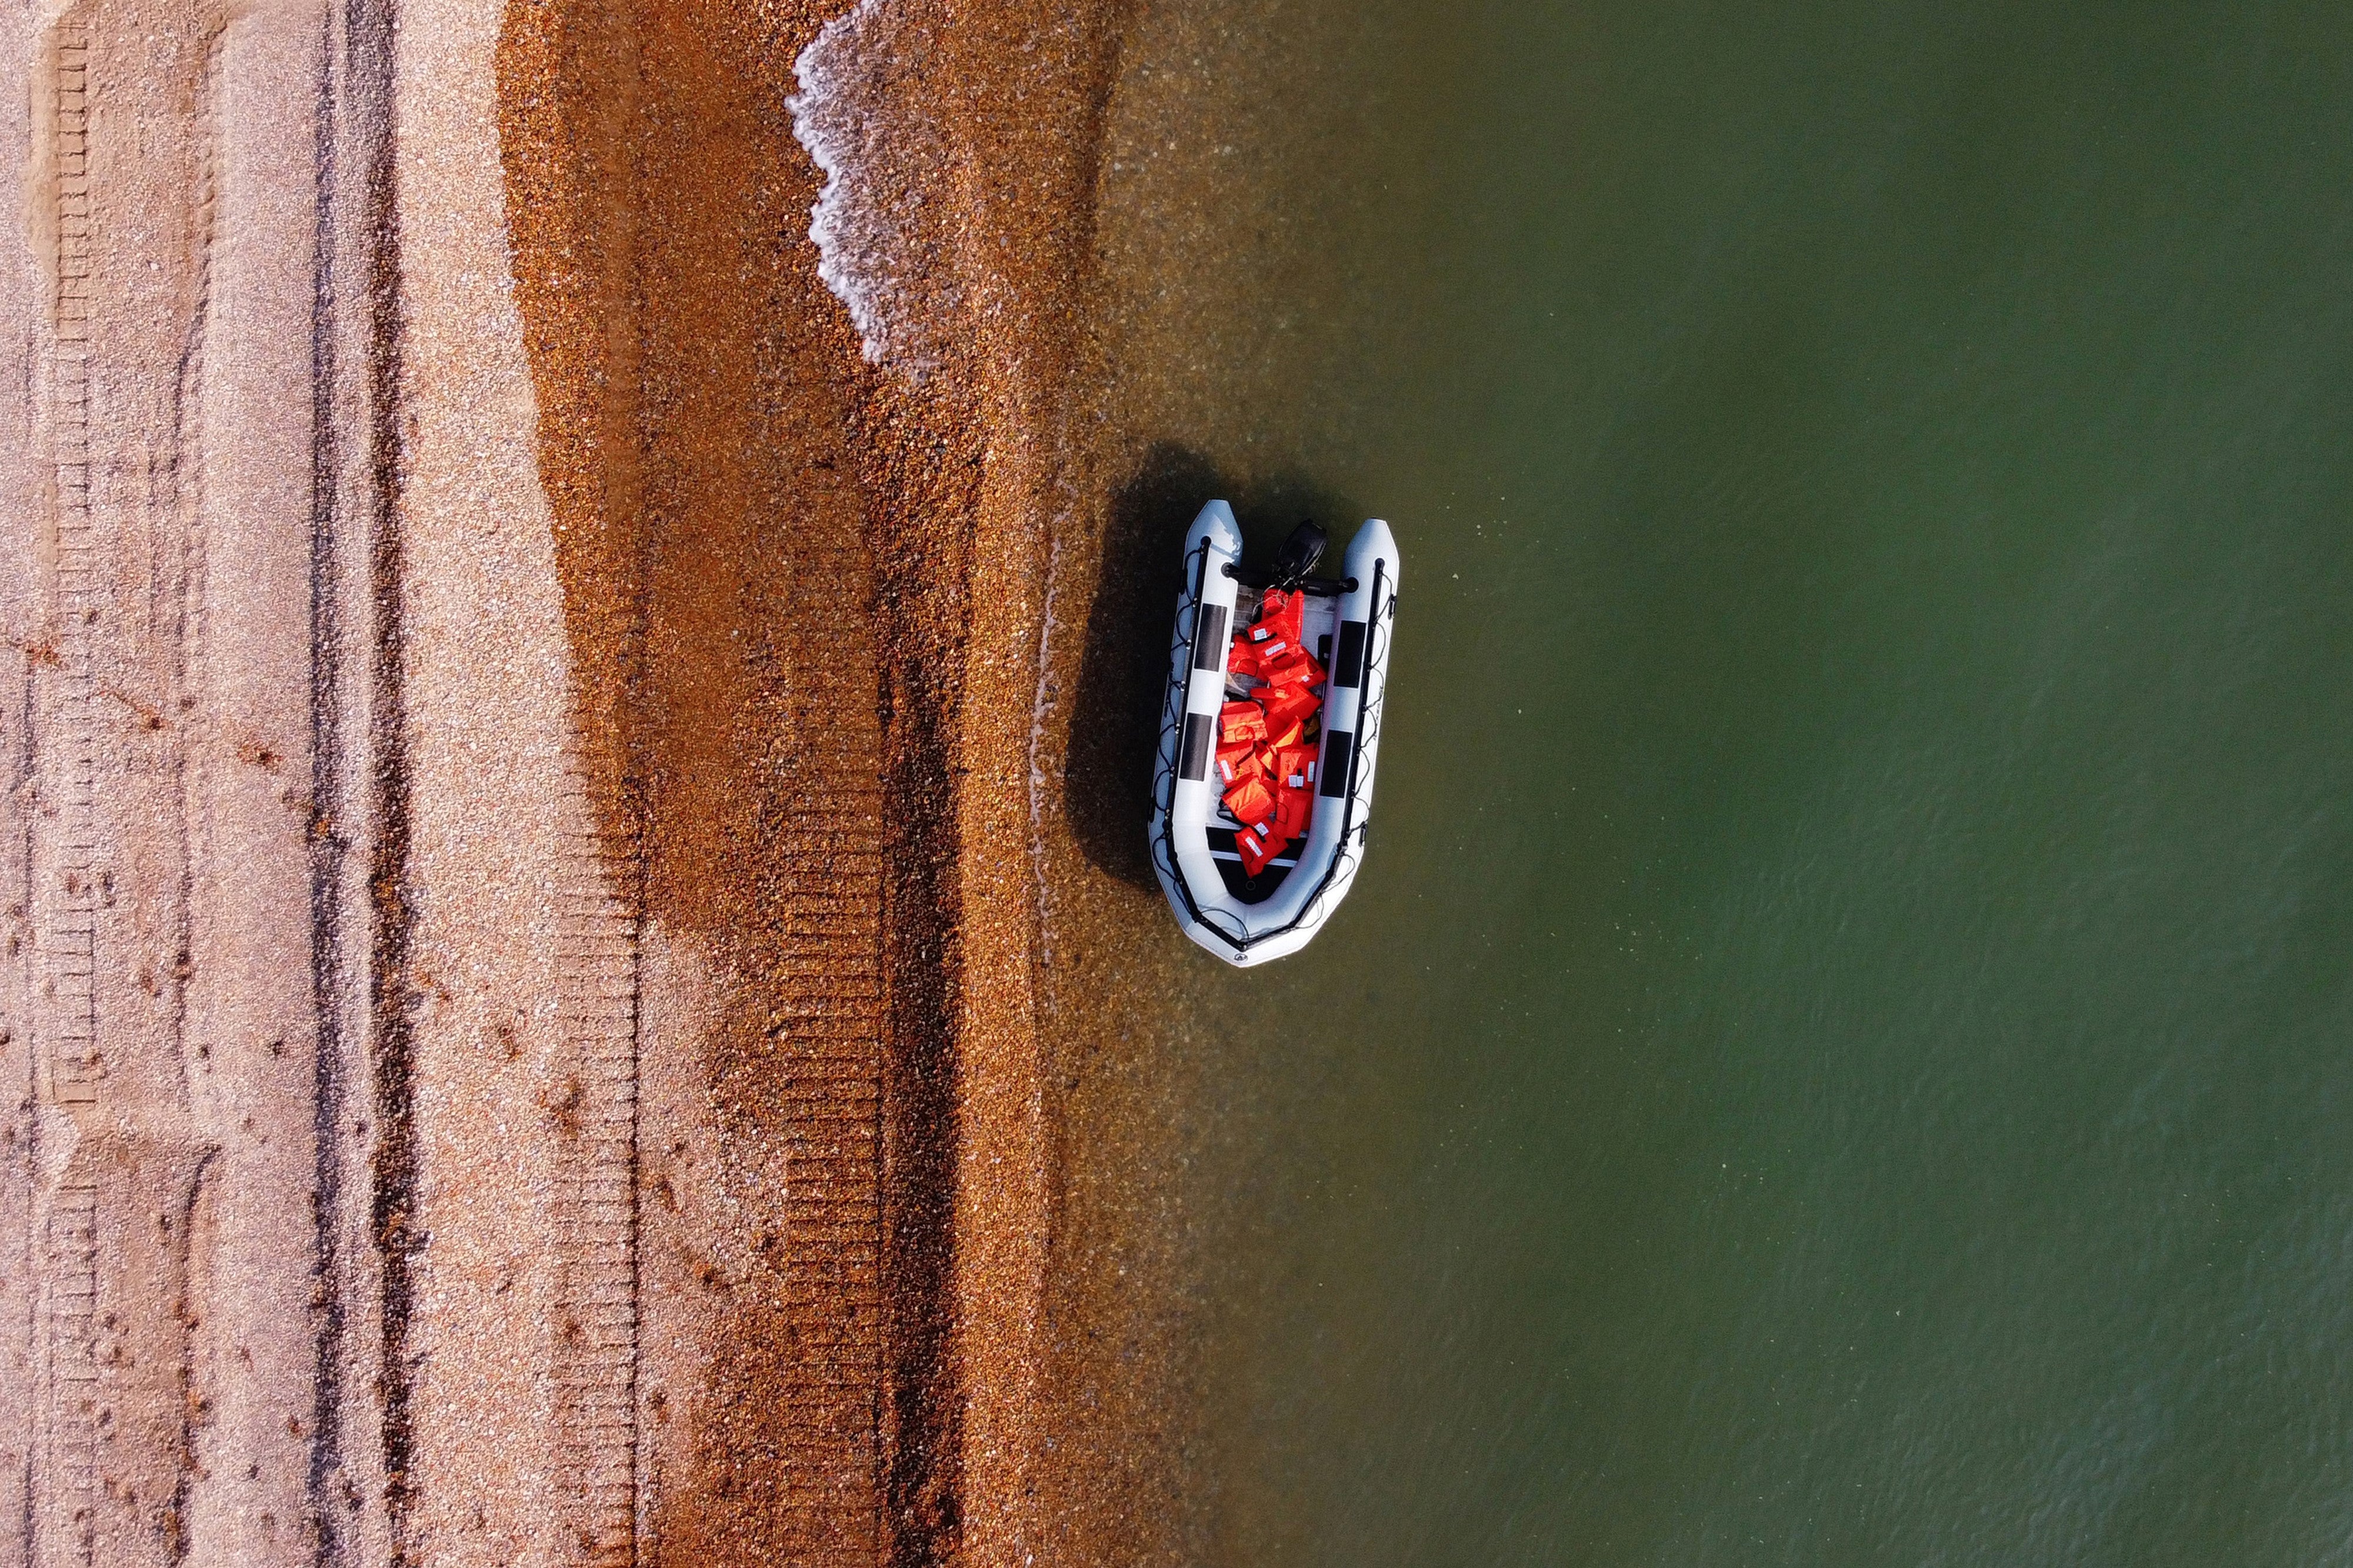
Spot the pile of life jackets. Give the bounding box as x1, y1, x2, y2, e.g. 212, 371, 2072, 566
1215, 588, 1324, 876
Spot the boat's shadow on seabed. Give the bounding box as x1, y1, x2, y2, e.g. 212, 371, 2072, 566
1063, 439, 1363, 890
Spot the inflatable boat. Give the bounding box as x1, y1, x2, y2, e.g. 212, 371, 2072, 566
1149, 503, 1401, 966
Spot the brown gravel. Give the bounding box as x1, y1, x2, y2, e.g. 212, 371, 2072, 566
496, 0, 1135, 1563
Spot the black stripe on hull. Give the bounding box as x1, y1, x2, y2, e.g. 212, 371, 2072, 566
1192, 603, 1229, 671
1180, 712, 1215, 781
1332, 619, 1367, 688
1319, 728, 1353, 799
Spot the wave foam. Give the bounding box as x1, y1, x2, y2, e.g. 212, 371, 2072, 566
790, 0, 959, 376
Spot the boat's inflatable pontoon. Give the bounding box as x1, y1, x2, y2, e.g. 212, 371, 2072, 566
1149, 502, 1400, 966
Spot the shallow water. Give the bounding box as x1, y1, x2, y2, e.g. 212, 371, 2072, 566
1086, 1, 2353, 1562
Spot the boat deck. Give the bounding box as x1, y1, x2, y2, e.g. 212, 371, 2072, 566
1210, 585, 1345, 903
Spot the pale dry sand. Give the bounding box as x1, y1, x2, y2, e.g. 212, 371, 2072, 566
2, 0, 396, 1560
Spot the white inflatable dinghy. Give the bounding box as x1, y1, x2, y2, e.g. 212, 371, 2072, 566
1149, 502, 1401, 966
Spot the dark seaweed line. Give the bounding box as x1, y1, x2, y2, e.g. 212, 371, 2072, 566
858, 392, 980, 1568
302, 0, 404, 1554
304, 8, 346, 1559
349, 0, 418, 1543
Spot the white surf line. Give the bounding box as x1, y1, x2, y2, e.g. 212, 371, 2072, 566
1027, 529, 1064, 970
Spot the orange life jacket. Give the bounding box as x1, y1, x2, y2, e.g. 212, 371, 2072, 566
1218, 700, 1267, 746
1214, 737, 1265, 788
1236, 816, 1282, 876
1252, 588, 1306, 648
1221, 772, 1275, 830
1259, 682, 1319, 740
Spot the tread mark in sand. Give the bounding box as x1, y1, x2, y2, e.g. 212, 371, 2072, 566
41, 28, 102, 1568
771, 674, 886, 1561
553, 760, 642, 1566
42, 1181, 99, 1567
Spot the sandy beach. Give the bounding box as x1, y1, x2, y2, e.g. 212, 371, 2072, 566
0, 0, 1170, 1561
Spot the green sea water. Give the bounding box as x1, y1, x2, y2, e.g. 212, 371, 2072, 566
1087, 1, 2353, 1562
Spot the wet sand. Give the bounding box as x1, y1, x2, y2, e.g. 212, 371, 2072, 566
498, 0, 1138, 1557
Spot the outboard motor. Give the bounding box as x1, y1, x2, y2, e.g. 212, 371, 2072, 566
1271, 519, 1328, 589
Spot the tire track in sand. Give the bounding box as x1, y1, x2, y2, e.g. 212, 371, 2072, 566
551, 759, 641, 1567
16, 4, 393, 1563
389, 0, 655, 1549
38, 34, 104, 1550
496, 0, 894, 1556
30, 18, 216, 1563
756, 535, 886, 1560
41, 26, 97, 1120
